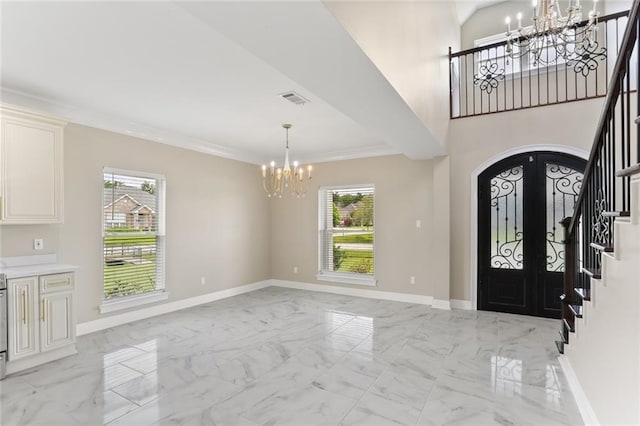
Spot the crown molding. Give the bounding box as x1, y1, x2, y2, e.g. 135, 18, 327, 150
0, 87, 264, 165
1, 87, 401, 166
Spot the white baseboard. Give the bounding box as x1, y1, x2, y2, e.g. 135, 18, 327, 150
271, 279, 435, 306
77, 279, 456, 336
431, 298, 451, 310
76, 280, 271, 336
558, 354, 600, 426
7, 345, 77, 375
451, 299, 472, 310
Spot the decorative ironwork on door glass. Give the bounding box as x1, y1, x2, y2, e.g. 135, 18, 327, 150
546, 163, 583, 271
490, 166, 524, 269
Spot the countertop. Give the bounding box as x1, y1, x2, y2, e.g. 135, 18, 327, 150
0, 254, 79, 279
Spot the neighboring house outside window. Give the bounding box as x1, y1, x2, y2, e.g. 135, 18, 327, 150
101, 168, 167, 313
317, 185, 375, 286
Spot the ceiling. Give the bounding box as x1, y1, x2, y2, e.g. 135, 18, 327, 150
454, 0, 507, 24
0, 1, 491, 165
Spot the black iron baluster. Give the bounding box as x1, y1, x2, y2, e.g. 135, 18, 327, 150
504, 47, 508, 111
546, 40, 550, 104
471, 53, 482, 115
449, 47, 453, 119
448, 11, 628, 119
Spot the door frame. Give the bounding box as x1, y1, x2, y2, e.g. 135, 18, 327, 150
468, 145, 588, 311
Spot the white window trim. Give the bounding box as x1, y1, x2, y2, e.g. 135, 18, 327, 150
99, 290, 169, 314
474, 28, 571, 79
318, 184, 376, 287
316, 271, 377, 286
101, 167, 167, 313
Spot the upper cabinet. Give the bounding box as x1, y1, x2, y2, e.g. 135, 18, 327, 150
0, 106, 66, 224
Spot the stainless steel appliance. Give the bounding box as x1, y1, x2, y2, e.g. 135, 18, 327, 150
0, 273, 7, 379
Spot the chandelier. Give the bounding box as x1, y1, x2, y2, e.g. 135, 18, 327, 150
504, 0, 600, 66
261, 124, 312, 198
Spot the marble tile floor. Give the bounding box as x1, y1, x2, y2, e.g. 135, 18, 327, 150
0, 287, 583, 425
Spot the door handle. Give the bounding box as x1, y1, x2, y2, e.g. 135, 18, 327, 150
21, 290, 26, 324
41, 299, 46, 322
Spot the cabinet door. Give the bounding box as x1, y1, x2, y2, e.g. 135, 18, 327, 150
0, 109, 64, 224
40, 291, 75, 352
7, 277, 39, 360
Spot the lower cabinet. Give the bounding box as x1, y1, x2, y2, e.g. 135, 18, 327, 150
41, 290, 74, 352
7, 277, 39, 361
7, 273, 76, 367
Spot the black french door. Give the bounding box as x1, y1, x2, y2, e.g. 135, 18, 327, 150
478, 152, 586, 318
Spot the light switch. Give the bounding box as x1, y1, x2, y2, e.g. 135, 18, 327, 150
416, 220, 422, 228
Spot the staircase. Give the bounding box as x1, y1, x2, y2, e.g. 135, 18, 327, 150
556, 1, 640, 424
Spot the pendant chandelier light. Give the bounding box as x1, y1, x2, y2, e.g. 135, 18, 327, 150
504, 0, 600, 67
261, 124, 312, 198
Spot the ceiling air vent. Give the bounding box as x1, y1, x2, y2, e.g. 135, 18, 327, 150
280, 91, 309, 106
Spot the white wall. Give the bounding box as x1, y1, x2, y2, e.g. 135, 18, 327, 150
565, 176, 640, 425
325, 0, 460, 146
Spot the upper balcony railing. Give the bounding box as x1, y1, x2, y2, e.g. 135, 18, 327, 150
449, 10, 632, 119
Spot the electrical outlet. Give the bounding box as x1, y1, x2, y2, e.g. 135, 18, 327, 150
34, 239, 44, 250
293, 266, 299, 274
200, 276, 206, 286
416, 220, 422, 228
410, 276, 416, 285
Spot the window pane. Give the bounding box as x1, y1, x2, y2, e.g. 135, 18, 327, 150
103, 173, 158, 233
104, 235, 158, 299
546, 163, 583, 272
103, 171, 163, 300
322, 186, 374, 276
490, 166, 524, 270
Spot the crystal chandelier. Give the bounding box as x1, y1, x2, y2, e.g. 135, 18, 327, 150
261, 124, 312, 198
505, 0, 600, 66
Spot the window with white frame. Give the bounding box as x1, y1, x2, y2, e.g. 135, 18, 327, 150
475, 33, 522, 76
317, 185, 375, 286
475, 29, 572, 76
102, 169, 166, 310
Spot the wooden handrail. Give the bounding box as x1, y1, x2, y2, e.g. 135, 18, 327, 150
568, 0, 640, 234
449, 10, 630, 58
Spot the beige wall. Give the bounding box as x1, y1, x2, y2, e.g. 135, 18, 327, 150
446, 97, 603, 301
1, 224, 61, 257
270, 155, 443, 299
0, 97, 619, 316
1, 123, 271, 323
325, 0, 460, 146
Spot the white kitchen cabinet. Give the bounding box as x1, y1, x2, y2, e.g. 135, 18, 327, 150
40, 290, 75, 352
39, 273, 75, 352
0, 106, 66, 224
7, 276, 39, 360
6, 272, 76, 371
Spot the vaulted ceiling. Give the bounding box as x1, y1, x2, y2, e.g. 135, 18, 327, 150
0, 1, 490, 165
